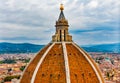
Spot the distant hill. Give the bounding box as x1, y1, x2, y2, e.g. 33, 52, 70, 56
0, 42, 120, 54
0, 42, 44, 54
82, 43, 120, 53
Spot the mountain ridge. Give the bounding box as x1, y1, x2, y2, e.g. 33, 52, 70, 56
0, 42, 120, 54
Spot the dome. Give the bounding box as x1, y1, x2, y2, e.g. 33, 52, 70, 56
20, 4, 104, 83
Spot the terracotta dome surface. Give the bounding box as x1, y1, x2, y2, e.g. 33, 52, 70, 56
20, 4, 104, 83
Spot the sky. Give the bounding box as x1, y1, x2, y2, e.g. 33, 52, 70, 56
0, 0, 120, 45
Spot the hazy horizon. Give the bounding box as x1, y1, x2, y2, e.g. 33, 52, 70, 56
0, 41, 120, 46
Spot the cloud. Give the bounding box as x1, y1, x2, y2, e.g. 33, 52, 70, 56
0, 0, 119, 45
87, 0, 98, 9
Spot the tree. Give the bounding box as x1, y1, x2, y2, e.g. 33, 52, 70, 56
20, 66, 26, 71
24, 58, 30, 63
4, 75, 20, 82
2, 59, 16, 64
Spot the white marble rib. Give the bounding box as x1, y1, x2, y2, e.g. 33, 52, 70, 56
62, 42, 71, 83
19, 43, 51, 82
72, 42, 103, 83
31, 43, 55, 83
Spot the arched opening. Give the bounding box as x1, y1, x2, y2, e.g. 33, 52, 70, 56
64, 30, 66, 41
60, 30, 62, 41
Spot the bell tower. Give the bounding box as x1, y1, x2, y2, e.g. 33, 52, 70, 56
52, 4, 72, 42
